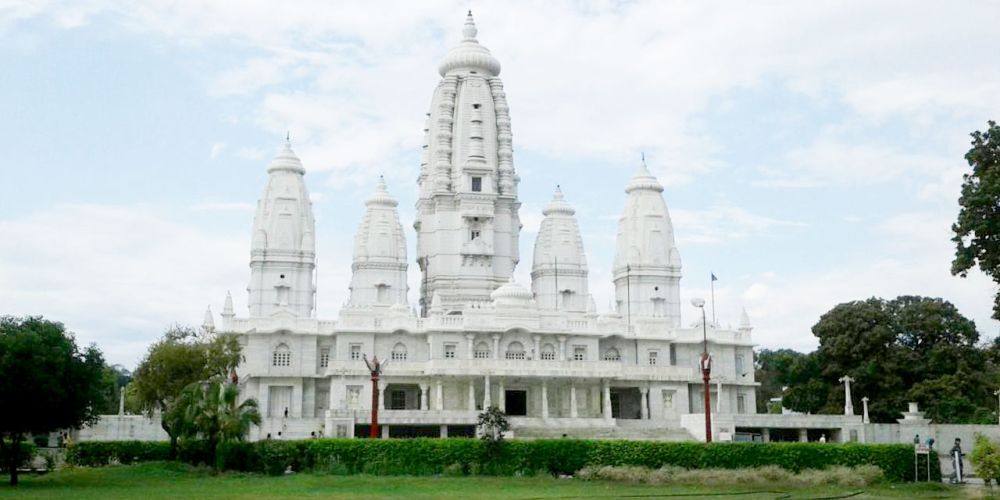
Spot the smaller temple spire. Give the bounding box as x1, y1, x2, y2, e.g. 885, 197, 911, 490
202, 305, 215, 334
463, 10, 478, 40
739, 308, 752, 331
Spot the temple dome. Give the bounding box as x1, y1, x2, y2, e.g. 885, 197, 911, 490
438, 11, 501, 77
491, 278, 534, 306
267, 140, 305, 174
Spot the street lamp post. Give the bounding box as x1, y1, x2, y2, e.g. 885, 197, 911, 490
363, 354, 388, 439
692, 298, 712, 442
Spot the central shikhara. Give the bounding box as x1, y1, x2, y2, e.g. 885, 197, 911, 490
206, 12, 756, 441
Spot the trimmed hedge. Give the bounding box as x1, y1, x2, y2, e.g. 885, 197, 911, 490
66, 440, 212, 467
66, 439, 941, 482
0, 441, 37, 471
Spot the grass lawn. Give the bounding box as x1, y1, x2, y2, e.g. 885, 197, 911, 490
0, 462, 964, 499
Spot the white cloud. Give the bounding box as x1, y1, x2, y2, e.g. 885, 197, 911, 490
672, 204, 805, 245
209, 142, 227, 159
0, 204, 247, 365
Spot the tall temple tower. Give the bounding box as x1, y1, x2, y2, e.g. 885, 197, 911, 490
531, 186, 590, 312
348, 176, 409, 307
246, 139, 317, 317
415, 12, 521, 313
612, 159, 682, 326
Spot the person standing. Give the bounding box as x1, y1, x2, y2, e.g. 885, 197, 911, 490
950, 438, 964, 483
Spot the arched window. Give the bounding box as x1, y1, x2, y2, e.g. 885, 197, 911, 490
474, 341, 491, 359
391, 342, 408, 361
272, 343, 291, 367
604, 348, 621, 362
505, 341, 526, 360
540, 343, 556, 361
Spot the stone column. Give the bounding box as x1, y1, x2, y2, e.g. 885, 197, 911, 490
420, 383, 429, 411
498, 379, 506, 412
435, 380, 444, 411
483, 375, 492, 408
541, 381, 549, 418
439, 424, 448, 438
377, 380, 386, 411
640, 386, 649, 420
468, 380, 476, 411
558, 336, 567, 361
492, 334, 501, 360
861, 396, 870, 424
533, 335, 541, 362
570, 383, 578, 418
466, 333, 475, 359
838, 375, 855, 415
716, 380, 725, 414
798, 428, 808, 442
761, 428, 770, 443
382, 425, 390, 439
603, 380, 613, 421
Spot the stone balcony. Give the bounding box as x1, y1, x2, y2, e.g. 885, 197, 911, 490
325, 359, 701, 382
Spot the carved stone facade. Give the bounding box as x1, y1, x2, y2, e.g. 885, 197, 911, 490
217, 12, 757, 441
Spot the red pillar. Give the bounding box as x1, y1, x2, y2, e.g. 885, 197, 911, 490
370, 373, 380, 439
702, 352, 712, 443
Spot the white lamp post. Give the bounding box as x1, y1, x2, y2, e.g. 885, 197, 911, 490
691, 298, 711, 442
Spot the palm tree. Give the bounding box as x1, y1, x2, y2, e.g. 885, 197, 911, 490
177, 378, 260, 467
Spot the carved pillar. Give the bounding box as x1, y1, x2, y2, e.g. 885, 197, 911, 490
492, 334, 501, 360
541, 381, 549, 418
498, 378, 506, 412
570, 383, 578, 418
468, 380, 476, 411
483, 375, 492, 408
466, 333, 475, 359
603, 380, 612, 421
533, 335, 541, 362
435, 380, 444, 410
640, 386, 649, 420
377, 380, 386, 411
420, 383, 429, 411
558, 336, 567, 361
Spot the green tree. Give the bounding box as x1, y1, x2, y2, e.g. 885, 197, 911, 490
970, 434, 1000, 488
753, 348, 805, 413
94, 364, 132, 415
0, 316, 105, 486
783, 296, 995, 423
175, 378, 260, 467
953, 120, 1000, 319
131, 326, 241, 459
476, 406, 509, 459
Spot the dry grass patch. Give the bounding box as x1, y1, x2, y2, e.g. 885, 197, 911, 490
576, 464, 885, 487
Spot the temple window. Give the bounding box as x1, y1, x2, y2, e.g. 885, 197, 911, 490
471, 176, 482, 192
474, 341, 491, 359
272, 344, 291, 367
444, 343, 456, 359
573, 346, 586, 361
319, 348, 330, 368
505, 341, 526, 360
648, 350, 658, 366
603, 348, 621, 362
350, 344, 361, 361
391, 342, 408, 361
540, 343, 556, 361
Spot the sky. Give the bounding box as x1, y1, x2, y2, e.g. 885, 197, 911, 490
2, 0, 1000, 369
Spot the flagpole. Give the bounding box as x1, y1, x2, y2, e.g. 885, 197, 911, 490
710, 273, 716, 326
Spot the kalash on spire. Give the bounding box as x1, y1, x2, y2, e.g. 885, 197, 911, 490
415, 11, 521, 314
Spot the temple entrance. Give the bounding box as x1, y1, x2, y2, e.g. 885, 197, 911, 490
505, 390, 527, 416
610, 388, 642, 419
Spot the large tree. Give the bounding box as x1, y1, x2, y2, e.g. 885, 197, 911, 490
753, 348, 805, 413
130, 326, 241, 459
0, 316, 105, 486
782, 296, 996, 423
953, 120, 1000, 319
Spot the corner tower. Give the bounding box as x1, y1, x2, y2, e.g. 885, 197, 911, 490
247, 139, 316, 317
531, 186, 590, 312
348, 176, 408, 307
612, 159, 682, 326
415, 12, 521, 313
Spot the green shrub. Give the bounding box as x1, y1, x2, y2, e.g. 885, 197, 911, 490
65, 441, 170, 466
62, 438, 938, 482
0, 440, 37, 472
577, 464, 884, 487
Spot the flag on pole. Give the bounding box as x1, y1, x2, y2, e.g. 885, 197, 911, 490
711, 273, 718, 282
